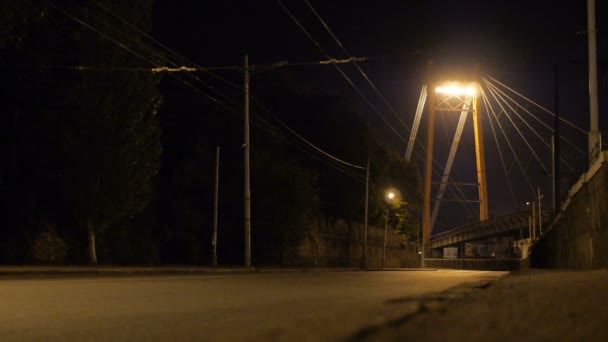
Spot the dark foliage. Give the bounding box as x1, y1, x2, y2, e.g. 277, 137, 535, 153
1, 1, 420, 266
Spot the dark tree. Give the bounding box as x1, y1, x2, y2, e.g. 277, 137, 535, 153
63, 1, 162, 264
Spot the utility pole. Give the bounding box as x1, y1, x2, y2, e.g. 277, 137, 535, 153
587, 0, 601, 164
423, 61, 436, 264
362, 158, 370, 270
244, 55, 252, 268
532, 201, 536, 241
382, 208, 389, 269
212, 146, 220, 266
552, 65, 561, 216
538, 187, 543, 236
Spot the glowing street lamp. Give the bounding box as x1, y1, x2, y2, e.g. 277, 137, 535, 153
382, 189, 401, 269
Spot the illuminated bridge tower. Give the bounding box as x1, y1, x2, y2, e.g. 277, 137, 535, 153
422, 63, 488, 258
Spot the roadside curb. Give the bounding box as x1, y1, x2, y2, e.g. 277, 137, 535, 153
0, 266, 432, 276
0, 266, 257, 276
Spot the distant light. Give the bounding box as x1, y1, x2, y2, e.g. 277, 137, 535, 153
526, 201, 530, 205
387, 192, 395, 200
435, 86, 476, 96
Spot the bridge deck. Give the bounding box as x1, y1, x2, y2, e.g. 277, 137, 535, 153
429, 210, 551, 250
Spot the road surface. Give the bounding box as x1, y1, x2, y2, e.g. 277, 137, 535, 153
0, 269, 505, 341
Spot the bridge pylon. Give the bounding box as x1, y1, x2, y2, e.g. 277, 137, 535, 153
422, 62, 489, 254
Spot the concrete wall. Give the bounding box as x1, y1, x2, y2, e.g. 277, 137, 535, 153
283, 217, 419, 268
532, 152, 608, 269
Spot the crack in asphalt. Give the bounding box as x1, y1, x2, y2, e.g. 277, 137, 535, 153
347, 280, 495, 341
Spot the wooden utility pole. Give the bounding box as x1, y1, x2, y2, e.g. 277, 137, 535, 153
212, 146, 220, 266
362, 158, 370, 270
244, 55, 251, 268
587, 0, 601, 164
423, 61, 436, 257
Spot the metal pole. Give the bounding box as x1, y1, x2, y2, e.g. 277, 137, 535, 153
362, 158, 370, 270
423, 62, 436, 263
553, 65, 561, 216
532, 202, 536, 241
212, 146, 220, 266
538, 187, 543, 236
382, 208, 388, 269
244, 55, 251, 268
587, 0, 600, 164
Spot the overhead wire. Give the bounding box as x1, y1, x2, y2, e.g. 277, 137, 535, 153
49, 0, 477, 220
95, 0, 368, 174
45, 0, 368, 186
42, 0, 243, 117
303, 0, 412, 133
89, 0, 242, 89
91, 0, 371, 177
277, 0, 409, 143
279, 0, 478, 218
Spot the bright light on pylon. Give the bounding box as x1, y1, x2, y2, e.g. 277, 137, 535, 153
435, 85, 477, 96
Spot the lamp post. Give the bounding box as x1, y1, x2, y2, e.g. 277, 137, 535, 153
382, 190, 400, 269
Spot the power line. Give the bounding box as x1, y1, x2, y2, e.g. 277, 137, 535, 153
42, 0, 243, 117
47, 0, 474, 221
5, 57, 372, 73
303, 0, 411, 133
279, 0, 478, 218
81, 1, 370, 176
277, 0, 409, 143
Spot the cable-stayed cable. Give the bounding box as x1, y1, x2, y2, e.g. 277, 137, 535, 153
487, 76, 587, 134
481, 90, 519, 208
484, 78, 586, 158
484, 81, 549, 174
481, 88, 536, 195
484, 81, 575, 172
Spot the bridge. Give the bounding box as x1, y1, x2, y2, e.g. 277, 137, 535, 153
400, 61, 605, 270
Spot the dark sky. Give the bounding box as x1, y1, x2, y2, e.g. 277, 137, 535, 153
152, 0, 607, 229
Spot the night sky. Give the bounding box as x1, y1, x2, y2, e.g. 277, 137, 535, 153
152, 1, 607, 229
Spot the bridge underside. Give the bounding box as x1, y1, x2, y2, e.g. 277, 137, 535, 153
424, 211, 552, 270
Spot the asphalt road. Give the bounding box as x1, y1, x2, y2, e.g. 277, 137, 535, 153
0, 269, 506, 341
